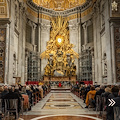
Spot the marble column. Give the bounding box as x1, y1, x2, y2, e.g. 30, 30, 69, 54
91, 49, 95, 84
37, 23, 41, 79
110, 22, 116, 84
0, 20, 11, 84
17, 3, 27, 85
93, 3, 103, 84
38, 23, 41, 53
24, 49, 29, 82
69, 22, 79, 78
41, 23, 50, 77
4, 23, 10, 84
103, 0, 112, 84
78, 22, 81, 80
32, 23, 37, 51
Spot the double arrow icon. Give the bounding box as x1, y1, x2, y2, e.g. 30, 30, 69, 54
108, 99, 116, 106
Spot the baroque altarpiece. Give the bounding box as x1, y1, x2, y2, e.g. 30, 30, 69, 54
40, 16, 79, 78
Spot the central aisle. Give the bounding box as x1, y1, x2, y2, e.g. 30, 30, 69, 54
27, 91, 98, 115
21, 90, 101, 120
21, 90, 102, 120
43, 92, 82, 109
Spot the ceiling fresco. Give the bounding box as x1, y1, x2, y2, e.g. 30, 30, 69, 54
32, 0, 86, 11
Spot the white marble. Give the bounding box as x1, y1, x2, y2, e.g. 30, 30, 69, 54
26, 91, 99, 115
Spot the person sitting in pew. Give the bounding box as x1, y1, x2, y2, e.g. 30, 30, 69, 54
2, 86, 21, 120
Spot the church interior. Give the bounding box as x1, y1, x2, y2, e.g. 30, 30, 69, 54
0, 0, 120, 120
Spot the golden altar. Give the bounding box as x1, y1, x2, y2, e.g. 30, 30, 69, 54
40, 16, 79, 81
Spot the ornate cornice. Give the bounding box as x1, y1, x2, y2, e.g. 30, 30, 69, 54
26, 0, 96, 19
32, 0, 87, 11
0, 18, 11, 25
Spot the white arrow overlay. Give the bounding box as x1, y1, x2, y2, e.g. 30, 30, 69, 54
108, 99, 116, 106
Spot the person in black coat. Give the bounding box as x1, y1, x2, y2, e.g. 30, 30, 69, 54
0, 86, 3, 99
2, 86, 21, 119
1, 86, 8, 98
113, 96, 120, 107
95, 85, 105, 101
94, 85, 105, 110
101, 87, 111, 105
106, 86, 119, 120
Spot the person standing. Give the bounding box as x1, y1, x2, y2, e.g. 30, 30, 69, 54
85, 86, 96, 108
106, 86, 119, 120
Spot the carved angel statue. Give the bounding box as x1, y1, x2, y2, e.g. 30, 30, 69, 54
70, 60, 76, 76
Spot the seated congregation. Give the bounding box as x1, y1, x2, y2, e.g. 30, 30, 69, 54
71, 84, 120, 120
0, 84, 51, 119
0, 83, 120, 120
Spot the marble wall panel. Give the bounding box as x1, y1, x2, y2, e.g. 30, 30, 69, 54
114, 27, 120, 82
0, 28, 6, 83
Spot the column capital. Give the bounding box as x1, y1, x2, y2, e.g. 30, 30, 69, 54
69, 23, 79, 32
41, 23, 51, 32
0, 18, 11, 26
27, 19, 37, 30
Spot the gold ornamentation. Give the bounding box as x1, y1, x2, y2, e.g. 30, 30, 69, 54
40, 16, 79, 76
0, 0, 7, 18
55, 35, 64, 48
33, 0, 86, 11
27, 0, 98, 20
70, 60, 76, 76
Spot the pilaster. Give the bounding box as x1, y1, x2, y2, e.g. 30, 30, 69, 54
0, 19, 11, 84
82, 22, 87, 45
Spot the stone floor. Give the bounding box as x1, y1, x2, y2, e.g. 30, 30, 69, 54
20, 90, 102, 120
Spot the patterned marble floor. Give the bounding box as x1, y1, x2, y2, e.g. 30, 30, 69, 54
42, 93, 82, 109
20, 90, 102, 120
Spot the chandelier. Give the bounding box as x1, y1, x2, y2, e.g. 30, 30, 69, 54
111, 1, 118, 11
